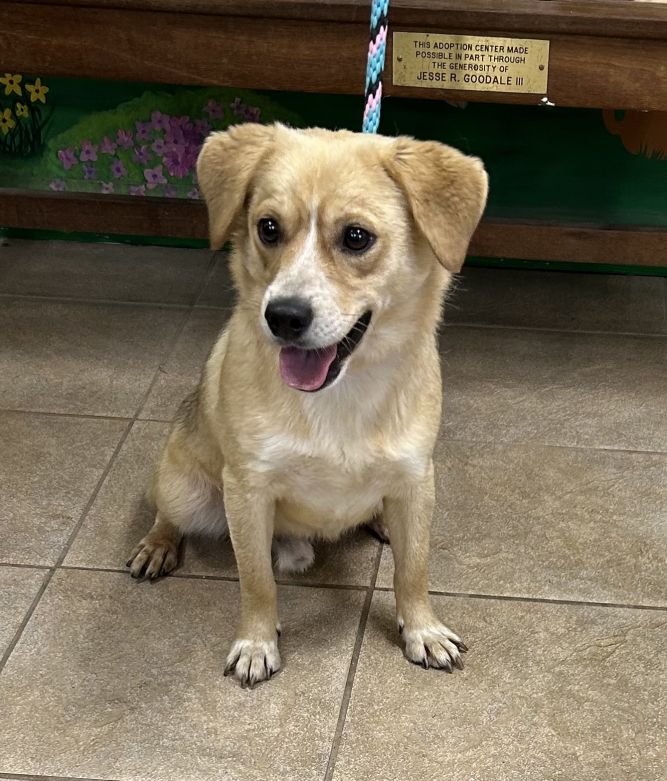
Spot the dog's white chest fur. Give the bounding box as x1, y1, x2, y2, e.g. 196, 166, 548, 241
251, 395, 427, 538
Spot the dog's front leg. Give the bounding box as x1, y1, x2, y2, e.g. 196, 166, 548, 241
222, 468, 280, 687
384, 464, 468, 672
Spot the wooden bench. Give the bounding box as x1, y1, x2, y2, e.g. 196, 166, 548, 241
2, 0, 667, 267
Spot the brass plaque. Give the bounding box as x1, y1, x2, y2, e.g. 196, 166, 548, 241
393, 32, 549, 94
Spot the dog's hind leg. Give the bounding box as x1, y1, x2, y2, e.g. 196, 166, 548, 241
273, 537, 315, 575
126, 511, 183, 580
127, 435, 226, 580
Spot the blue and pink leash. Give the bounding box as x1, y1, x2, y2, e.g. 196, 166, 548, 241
362, 0, 390, 134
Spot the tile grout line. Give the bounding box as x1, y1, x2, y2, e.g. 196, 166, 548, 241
436, 435, 667, 458
122, 247, 216, 422
0, 271, 203, 678
0, 773, 122, 781
0, 408, 134, 423
57, 563, 373, 592
0, 408, 173, 426
1, 410, 665, 459
50, 564, 667, 611
0, 292, 192, 310
322, 542, 384, 781
0, 294, 235, 315
192, 249, 226, 308
441, 321, 667, 339
51, 418, 136, 563
372, 586, 667, 612
193, 304, 236, 313
1, 293, 666, 339
0, 418, 134, 676
0, 245, 219, 312
130, 306, 196, 422
48, 304, 199, 576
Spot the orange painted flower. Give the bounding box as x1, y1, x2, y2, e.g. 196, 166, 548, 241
26, 77, 49, 104
15, 102, 29, 118
0, 73, 22, 97
0, 108, 16, 135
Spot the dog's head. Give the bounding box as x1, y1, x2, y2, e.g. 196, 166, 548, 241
197, 124, 487, 392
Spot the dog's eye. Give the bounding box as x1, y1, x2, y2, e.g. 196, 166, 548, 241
258, 218, 281, 246
342, 226, 374, 253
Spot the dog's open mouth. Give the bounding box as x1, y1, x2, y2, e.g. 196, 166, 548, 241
279, 311, 372, 392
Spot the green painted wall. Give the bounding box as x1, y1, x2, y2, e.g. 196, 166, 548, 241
1, 72, 666, 230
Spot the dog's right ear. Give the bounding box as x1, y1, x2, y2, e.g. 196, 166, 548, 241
196, 124, 275, 249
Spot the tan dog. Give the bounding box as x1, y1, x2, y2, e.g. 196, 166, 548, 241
127, 124, 488, 686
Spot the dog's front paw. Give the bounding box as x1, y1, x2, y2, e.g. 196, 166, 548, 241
400, 621, 468, 672
224, 637, 281, 688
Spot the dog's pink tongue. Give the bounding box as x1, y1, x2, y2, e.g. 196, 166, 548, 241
279, 345, 337, 391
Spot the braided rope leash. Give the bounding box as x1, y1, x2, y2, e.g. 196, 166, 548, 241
363, 0, 390, 134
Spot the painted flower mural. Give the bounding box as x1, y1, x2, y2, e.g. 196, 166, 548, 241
0, 108, 15, 135
0, 73, 22, 97
57, 148, 77, 169
0, 72, 51, 156
79, 140, 98, 161
100, 136, 117, 154
26, 78, 49, 104
144, 164, 166, 189
111, 158, 126, 178
39, 86, 297, 198
116, 129, 133, 149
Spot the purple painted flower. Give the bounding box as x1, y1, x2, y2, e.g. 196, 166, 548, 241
49, 179, 66, 191
83, 164, 97, 180
132, 145, 151, 165
100, 136, 117, 155
151, 110, 170, 132
243, 106, 261, 123
57, 147, 77, 170
79, 140, 98, 162
194, 119, 211, 137
144, 164, 167, 190
151, 137, 166, 154
164, 184, 177, 198
129, 185, 146, 196
204, 99, 224, 119
111, 158, 127, 178
116, 129, 133, 149
163, 143, 197, 178
165, 116, 197, 148
135, 120, 152, 141
100, 182, 114, 194
187, 188, 200, 199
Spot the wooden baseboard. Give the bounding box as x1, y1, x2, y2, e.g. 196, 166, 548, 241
471, 219, 667, 267
2, 189, 666, 267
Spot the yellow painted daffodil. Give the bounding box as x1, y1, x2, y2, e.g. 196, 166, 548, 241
0, 73, 22, 97
15, 102, 29, 118
26, 77, 49, 104
0, 108, 16, 135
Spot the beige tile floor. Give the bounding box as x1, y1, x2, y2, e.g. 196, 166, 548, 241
0, 238, 665, 781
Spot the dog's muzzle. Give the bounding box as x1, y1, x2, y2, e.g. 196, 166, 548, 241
278, 311, 372, 392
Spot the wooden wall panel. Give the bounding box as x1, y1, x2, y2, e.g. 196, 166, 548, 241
3, 190, 665, 267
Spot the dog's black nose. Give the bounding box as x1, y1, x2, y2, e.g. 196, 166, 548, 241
265, 297, 314, 341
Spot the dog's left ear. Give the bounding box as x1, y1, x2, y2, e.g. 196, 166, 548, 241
384, 137, 488, 272
197, 123, 276, 249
